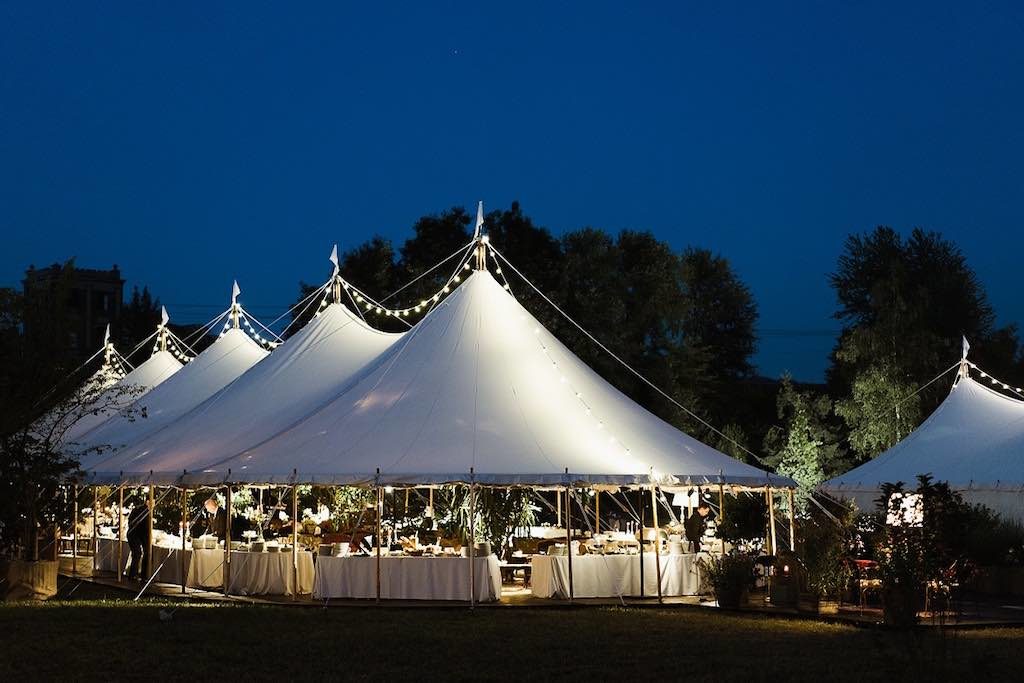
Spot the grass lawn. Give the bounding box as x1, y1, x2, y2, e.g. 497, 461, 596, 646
0, 597, 1019, 681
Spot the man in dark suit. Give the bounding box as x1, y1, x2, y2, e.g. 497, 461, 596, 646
203, 497, 227, 541
684, 501, 712, 554
125, 497, 151, 581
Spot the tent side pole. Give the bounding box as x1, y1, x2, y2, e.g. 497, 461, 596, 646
787, 488, 796, 551
224, 485, 232, 596
291, 484, 298, 601
638, 487, 644, 598
565, 485, 574, 602
469, 477, 477, 609
117, 485, 124, 582
595, 490, 600, 535
767, 487, 777, 556
718, 484, 725, 554
650, 485, 663, 604
181, 488, 188, 594
92, 486, 99, 575
146, 484, 155, 580
72, 484, 78, 576
375, 484, 382, 603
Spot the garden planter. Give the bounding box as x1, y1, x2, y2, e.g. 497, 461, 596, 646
2, 559, 58, 601
715, 585, 748, 609
883, 586, 921, 627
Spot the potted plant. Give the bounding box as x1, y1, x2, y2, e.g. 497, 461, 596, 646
700, 551, 755, 608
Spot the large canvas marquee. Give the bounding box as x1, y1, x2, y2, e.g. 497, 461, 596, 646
62, 349, 182, 447
70, 328, 268, 454
822, 372, 1024, 522
81, 269, 792, 491
78, 298, 403, 481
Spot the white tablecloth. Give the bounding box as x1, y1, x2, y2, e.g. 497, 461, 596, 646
531, 553, 703, 598
95, 537, 128, 574
314, 555, 502, 602
188, 548, 314, 595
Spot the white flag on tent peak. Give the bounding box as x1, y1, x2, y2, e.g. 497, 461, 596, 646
329, 244, 339, 276
232, 280, 241, 305
161, 306, 169, 327
962, 335, 971, 360
473, 201, 484, 239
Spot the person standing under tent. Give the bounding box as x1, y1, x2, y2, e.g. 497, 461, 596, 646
125, 494, 150, 581
684, 499, 712, 554
202, 497, 227, 541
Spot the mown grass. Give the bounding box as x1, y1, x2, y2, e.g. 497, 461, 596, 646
0, 597, 1018, 681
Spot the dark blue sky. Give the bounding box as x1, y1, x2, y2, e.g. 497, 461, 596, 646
2, 2, 1022, 381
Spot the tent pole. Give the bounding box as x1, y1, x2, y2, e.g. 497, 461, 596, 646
117, 485, 124, 582
565, 484, 574, 602
291, 483, 298, 601
556, 490, 561, 528
224, 485, 232, 596
146, 484, 155, 580
469, 472, 476, 609
638, 486, 644, 599
72, 484, 78, 576
787, 488, 796, 551
718, 484, 725, 554
650, 485, 663, 604
595, 489, 600, 535
375, 475, 382, 603
92, 485, 99, 575
767, 487, 777, 556
181, 488, 188, 594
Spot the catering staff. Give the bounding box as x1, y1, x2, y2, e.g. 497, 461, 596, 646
684, 500, 712, 553
125, 496, 150, 581
203, 497, 227, 541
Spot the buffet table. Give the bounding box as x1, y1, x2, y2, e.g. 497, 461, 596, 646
189, 548, 315, 596
531, 553, 703, 599
314, 555, 502, 602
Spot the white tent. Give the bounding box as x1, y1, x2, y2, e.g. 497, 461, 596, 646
89, 270, 789, 489
62, 349, 182, 448
71, 328, 268, 454
80, 300, 403, 481
822, 372, 1024, 522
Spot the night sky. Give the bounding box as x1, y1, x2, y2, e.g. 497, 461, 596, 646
2, 2, 1022, 382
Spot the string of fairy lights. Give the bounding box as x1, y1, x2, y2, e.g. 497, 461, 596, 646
963, 360, 1024, 399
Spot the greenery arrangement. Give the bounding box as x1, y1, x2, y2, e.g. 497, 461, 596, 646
700, 551, 756, 607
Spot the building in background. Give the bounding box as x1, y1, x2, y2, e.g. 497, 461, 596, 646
23, 263, 124, 361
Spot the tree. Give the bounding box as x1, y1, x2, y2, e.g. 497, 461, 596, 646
763, 376, 846, 510
828, 227, 1015, 461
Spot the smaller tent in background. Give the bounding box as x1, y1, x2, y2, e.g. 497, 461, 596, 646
72, 283, 271, 455
822, 362, 1024, 523
61, 310, 183, 448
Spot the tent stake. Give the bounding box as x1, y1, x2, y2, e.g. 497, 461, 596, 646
650, 485, 663, 604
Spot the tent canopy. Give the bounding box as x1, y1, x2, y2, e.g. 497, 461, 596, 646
71, 328, 268, 454
822, 374, 1024, 520
85, 270, 791, 490
62, 349, 182, 447
79, 300, 403, 480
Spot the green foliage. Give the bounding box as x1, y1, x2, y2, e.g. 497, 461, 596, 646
699, 550, 756, 606
798, 498, 856, 599
717, 493, 767, 545
431, 485, 536, 558
764, 376, 846, 509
